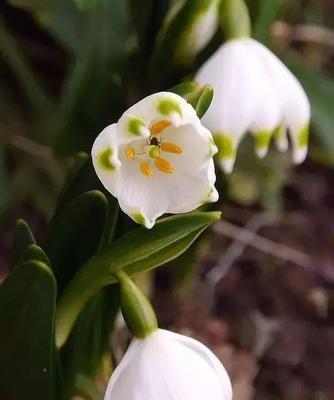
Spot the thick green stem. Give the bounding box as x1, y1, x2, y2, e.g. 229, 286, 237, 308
219, 0, 251, 39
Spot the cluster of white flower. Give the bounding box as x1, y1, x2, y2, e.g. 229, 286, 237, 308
91, 1, 311, 399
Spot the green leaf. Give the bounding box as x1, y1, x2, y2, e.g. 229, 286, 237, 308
11, 218, 36, 267
43, 190, 108, 294
53, 154, 120, 248
60, 287, 119, 400
169, 81, 214, 118
74, 0, 100, 11
51, 0, 128, 154
55, 211, 221, 347
0, 17, 53, 120
21, 244, 51, 266
0, 260, 56, 400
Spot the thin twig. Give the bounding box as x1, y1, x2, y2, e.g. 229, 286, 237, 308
0, 128, 52, 159
272, 21, 334, 47
207, 215, 311, 285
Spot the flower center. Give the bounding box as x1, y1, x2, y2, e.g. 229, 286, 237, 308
124, 120, 183, 177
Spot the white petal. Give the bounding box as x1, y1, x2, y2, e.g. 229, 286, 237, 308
249, 39, 310, 163
167, 159, 218, 214
166, 330, 233, 400
274, 125, 289, 152
195, 39, 260, 142
117, 92, 197, 145
116, 160, 169, 229
91, 124, 122, 195
105, 329, 232, 400
161, 121, 217, 174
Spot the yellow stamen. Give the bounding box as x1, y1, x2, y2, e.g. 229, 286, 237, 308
161, 142, 183, 154
150, 120, 171, 135
140, 161, 153, 177
154, 158, 173, 174
125, 147, 136, 160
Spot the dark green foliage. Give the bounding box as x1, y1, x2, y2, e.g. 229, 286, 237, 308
0, 261, 56, 400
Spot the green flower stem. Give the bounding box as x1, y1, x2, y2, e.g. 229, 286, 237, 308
115, 271, 158, 338
219, 0, 251, 40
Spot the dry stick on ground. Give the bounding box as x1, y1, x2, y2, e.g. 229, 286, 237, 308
207, 213, 311, 285
272, 21, 334, 47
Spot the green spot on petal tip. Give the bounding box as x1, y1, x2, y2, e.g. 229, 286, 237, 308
214, 133, 235, 159
98, 148, 114, 171
157, 99, 182, 117
298, 124, 309, 148
255, 130, 272, 149
133, 213, 147, 226
128, 118, 146, 136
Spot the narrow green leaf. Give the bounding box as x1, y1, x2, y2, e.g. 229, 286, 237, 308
43, 190, 108, 294
0, 260, 56, 400
195, 85, 214, 118
55, 211, 221, 347
11, 218, 36, 267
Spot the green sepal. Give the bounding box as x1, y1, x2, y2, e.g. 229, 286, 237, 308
169, 81, 214, 118
116, 271, 158, 338
55, 211, 221, 348
219, 0, 251, 39
0, 260, 56, 400
11, 218, 36, 267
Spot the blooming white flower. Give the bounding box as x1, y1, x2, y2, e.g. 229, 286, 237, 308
104, 329, 232, 400
92, 92, 218, 228
195, 38, 311, 173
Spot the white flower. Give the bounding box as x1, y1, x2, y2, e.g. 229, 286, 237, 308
104, 329, 232, 400
92, 92, 218, 228
195, 38, 311, 173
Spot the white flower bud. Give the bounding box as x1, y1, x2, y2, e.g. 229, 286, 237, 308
104, 329, 232, 400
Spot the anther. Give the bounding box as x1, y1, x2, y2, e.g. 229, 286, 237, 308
125, 147, 136, 160
154, 158, 173, 174
150, 120, 171, 135
161, 142, 183, 154
140, 161, 153, 177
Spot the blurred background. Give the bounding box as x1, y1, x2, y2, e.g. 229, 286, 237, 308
0, 0, 334, 399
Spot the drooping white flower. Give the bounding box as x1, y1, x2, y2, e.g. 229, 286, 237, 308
195, 38, 311, 173
104, 329, 232, 400
92, 92, 218, 228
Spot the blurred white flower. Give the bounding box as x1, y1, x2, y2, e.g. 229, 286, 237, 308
92, 92, 218, 228
104, 329, 232, 400
195, 38, 311, 173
